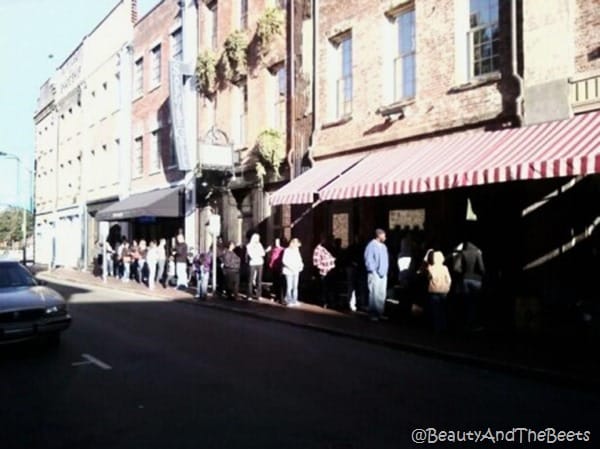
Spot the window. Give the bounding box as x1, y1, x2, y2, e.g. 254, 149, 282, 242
238, 80, 248, 146
469, 0, 499, 77
274, 65, 286, 131
151, 45, 162, 87
208, 2, 218, 50
240, 0, 248, 29
133, 136, 143, 177
335, 35, 353, 118
134, 57, 144, 96
168, 126, 178, 168
115, 72, 121, 109
394, 9, 416, 101
171, 28, 183, 61
150, 129, 161, 172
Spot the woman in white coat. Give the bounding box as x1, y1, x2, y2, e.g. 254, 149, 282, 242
282, 238, 303, 307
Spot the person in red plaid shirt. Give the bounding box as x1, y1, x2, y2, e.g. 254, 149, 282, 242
313, 235, 336, 308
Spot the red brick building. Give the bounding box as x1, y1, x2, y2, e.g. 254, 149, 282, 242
195, 0, 312, 249
128, 0, 185, 241
272, 0, 600, 324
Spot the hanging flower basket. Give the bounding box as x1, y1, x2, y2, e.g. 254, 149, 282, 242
195, 50, 218, 96
222, 30, 248, 82
256, 7, 285, 57
255, 128, 285, 181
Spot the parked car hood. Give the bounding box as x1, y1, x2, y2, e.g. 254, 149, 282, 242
0, 286, 66, 312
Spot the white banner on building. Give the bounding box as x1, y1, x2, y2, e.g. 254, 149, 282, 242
169, 59, 192, 171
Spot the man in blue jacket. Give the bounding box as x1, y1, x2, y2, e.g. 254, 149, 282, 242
364, 229, 389, 321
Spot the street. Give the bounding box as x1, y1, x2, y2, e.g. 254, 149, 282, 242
1, 279, 599, 449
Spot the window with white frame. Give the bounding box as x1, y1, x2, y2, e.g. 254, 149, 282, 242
134, 57, 144, 96
114, 138, 120, 185
133, 136, 143, 177
115, 72, 121, 110
240, 0, 248, 29
469, 0, 499, 78
171, 28, 183, 60
393, 8, 416, 101
168, 125, 178, 168
274, 64, 286, 131
151, 45, 162, 87
150, 129, 162, 172
332, 34, 352, 119
208, 1, 218, 51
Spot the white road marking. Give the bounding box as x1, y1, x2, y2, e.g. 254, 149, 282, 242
72, 353, 112, 370
71, 361, 93, 367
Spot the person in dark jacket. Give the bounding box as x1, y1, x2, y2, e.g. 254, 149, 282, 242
222, 241, 241, 300
460, 241, 485, 330
192, 249, 211, 300
173, 234, 189, 289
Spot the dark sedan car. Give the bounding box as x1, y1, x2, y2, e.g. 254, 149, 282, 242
0, 260, 71, 344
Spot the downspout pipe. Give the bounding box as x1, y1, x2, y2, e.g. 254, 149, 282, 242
306, 0, 318, 167
286, 0, 296, 179
511, 0, 524, 126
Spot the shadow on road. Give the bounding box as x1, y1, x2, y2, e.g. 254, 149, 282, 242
43, 281, 90, 303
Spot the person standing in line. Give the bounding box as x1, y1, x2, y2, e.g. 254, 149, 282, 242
121, 241, 131, 282
268, 238, 285, 302
156, 238, 167, 288
246, 233, 268, 300
364, 229, 389, 321
313, 236, 336, 308
192, 249, 210, 300
137, 240, 148, 285
165, 255, 176, 287
114, 238, 123, 278
116, 237, 126, 279
129, 240, 139, 282
222, 241, 241, 300
460, 240, 486, 330
282, 238, 303, 307
426, 250, 452, 333
104, 239, 115, 277
146, 241, 159, 290
174, 234, 189, 289
345, 235, 362, 312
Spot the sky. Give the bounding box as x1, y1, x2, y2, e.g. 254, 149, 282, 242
0, 0, 159, 210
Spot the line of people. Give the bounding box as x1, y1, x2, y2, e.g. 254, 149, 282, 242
98, 233, 192, 291
98, 226, 485, 333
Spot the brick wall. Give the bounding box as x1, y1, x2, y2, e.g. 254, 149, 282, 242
314, 0, 518, 159
197, 0, 291, 172
131, 0, 183, 193
575, 0, 600, 73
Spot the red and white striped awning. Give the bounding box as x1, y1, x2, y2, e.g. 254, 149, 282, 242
318, 111, 600, 201
269, 152, 365, 205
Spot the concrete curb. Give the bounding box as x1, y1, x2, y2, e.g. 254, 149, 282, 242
39, 270, 599, 390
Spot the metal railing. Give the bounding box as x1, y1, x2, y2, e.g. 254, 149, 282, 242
570, 71, 600, 113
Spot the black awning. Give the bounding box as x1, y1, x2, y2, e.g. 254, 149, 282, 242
95, 186, 182, 221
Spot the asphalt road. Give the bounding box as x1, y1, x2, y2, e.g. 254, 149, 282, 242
1, 280, 599, 449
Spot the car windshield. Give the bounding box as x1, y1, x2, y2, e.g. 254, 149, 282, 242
0, 263, 37, 288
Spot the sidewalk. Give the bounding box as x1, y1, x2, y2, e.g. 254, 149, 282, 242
37, 266, 600, 389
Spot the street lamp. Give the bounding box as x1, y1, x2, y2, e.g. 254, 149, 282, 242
0, 151, 33, 264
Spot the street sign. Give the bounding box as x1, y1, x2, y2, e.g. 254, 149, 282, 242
208, 214, 221, 236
